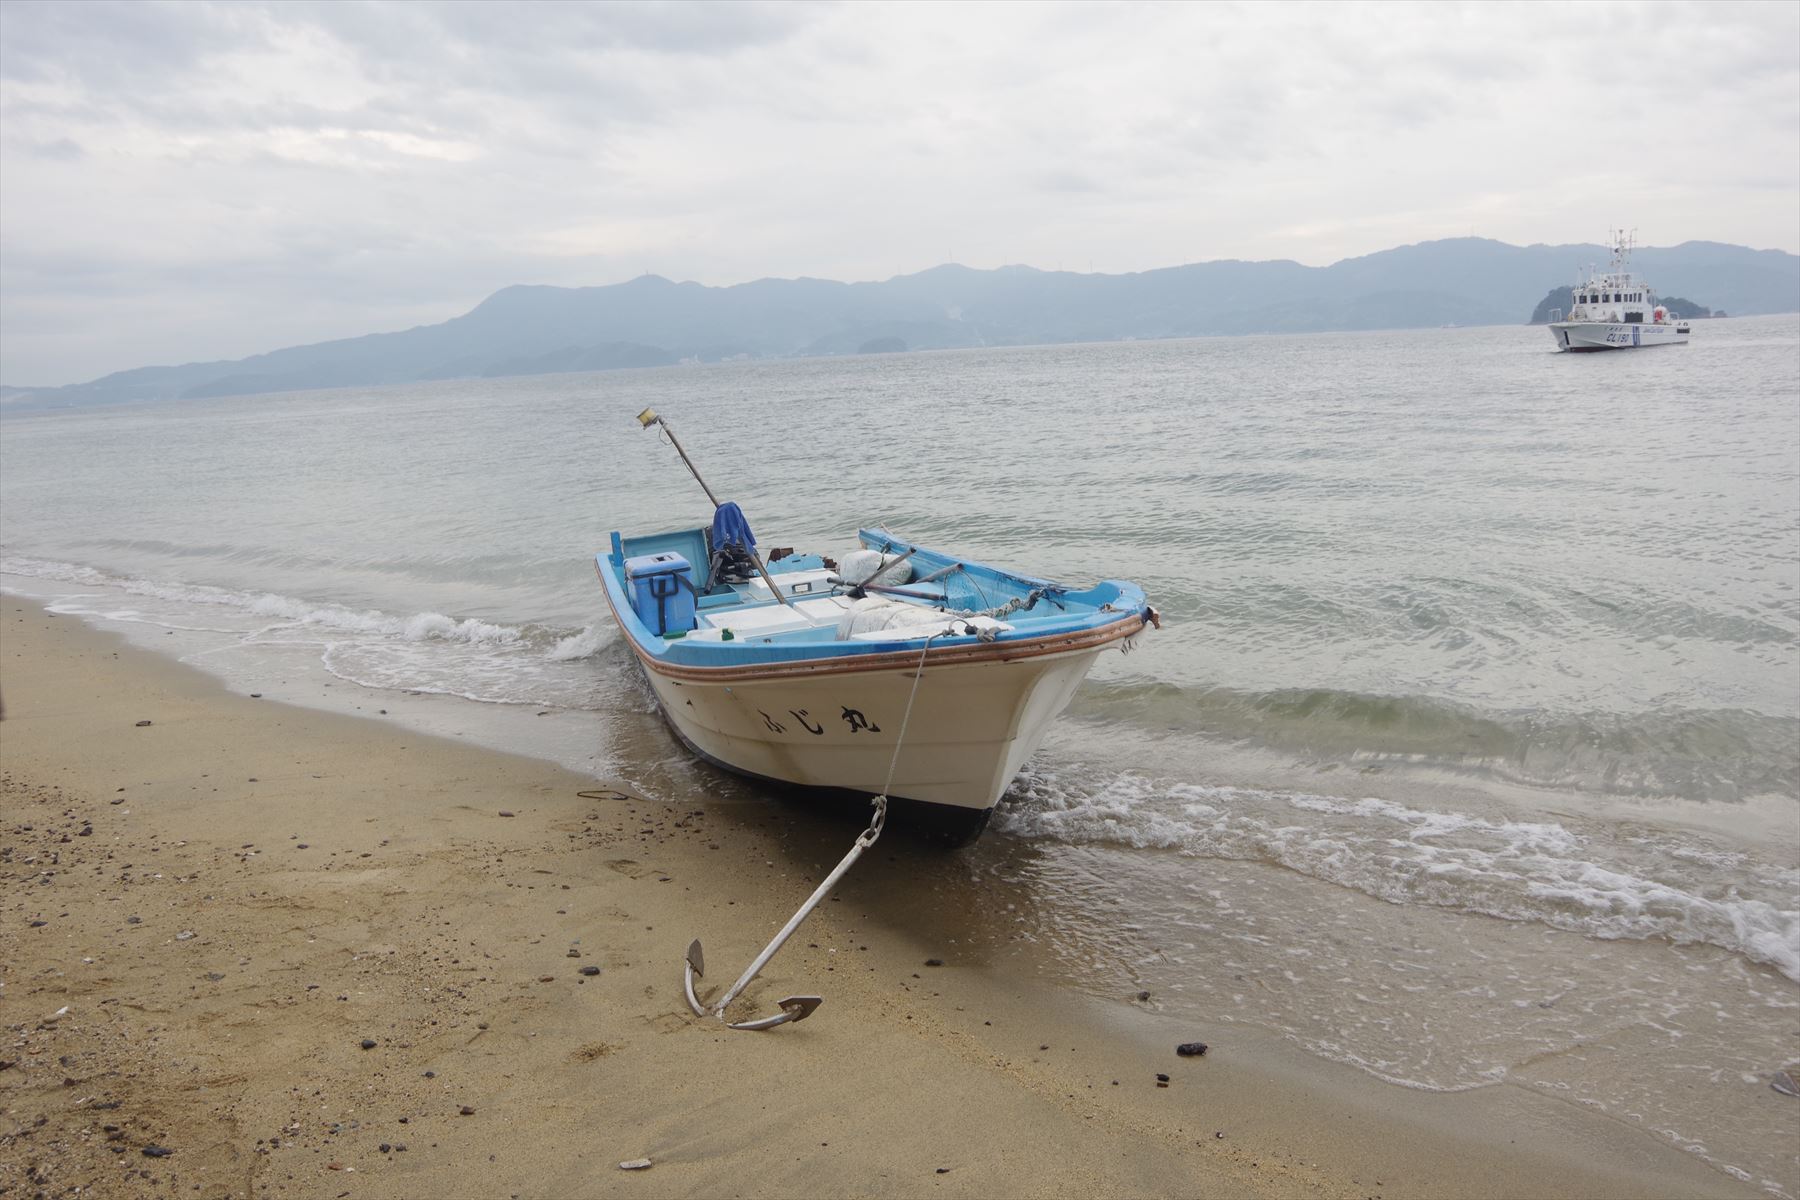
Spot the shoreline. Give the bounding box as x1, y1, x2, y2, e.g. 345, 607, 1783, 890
0, 596, 1761, 1198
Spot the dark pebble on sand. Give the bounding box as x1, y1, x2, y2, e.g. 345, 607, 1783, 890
126, 916, 141, 924
297, 844, 309, 850
77, 826, 92, 837
29, 920, 47, 928
142, 1145, 173, 1158
1177, 1042, 1208, 1057
924, 958, 944, 967
498, 810, 515, 818
567, 948, 580, 957
360, 1039, 377, 1050
936, 1167, 951, 1174
379, 1144, 392, 1153
1155, 1073, 1170, 1083
422, 1071, 435, 1078
459, 1105, 476, 1116
135, 720, 152, 727
579, 966, 600, 977
1136, 990, 1151, 1001
250, 693, 262, 698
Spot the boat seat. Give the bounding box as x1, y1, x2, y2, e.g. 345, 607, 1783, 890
695, 596, 850, 638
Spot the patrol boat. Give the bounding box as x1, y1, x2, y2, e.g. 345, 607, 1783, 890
1548, 232, 1690, 351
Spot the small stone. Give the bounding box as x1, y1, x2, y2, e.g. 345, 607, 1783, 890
538, 975, 554, 983
936, 1167, 952, 1174
297, 844, 309, 850
619, 1158, 652, 1170
142, 1145, 173, 1158
422, 1071, 436, 1079
77, 826, 92, 837
1155, 1073, 1170, 1083
29, 919, 47, 928
360, 1039, 377, 1050
477, 1022, 489, 1030
579, 966, 600, 977
1136, 990, 1151, 1001
459, 1105, 476, 1116
498, 811, 515, 818
1773, 1071, 1800, 1098
379, 1143, 392, 1153
135, 720, 152, 727
924, 958, 944, 967
567, 949, 580, 958
126, 916, 141, 924
175, 930, 195, 941
1177, 1042, 1208, 1057
250, 693, 262, 698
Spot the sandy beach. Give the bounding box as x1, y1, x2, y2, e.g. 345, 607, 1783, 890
0, 596, 1760, 1199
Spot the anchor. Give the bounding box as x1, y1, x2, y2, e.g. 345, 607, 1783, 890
676, 629, 943, 1031
682, 794, 887, 1030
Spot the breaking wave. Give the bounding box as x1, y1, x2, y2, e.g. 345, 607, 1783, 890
1069, 679, 1800, 802
998, 768, 1800, 982
1, 554, 614, 707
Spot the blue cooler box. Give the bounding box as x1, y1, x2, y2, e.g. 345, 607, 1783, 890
624, 552, 696, 636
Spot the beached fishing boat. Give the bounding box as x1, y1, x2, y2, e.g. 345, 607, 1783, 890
596, 416, 1156, 846
597, 519, 1154, 843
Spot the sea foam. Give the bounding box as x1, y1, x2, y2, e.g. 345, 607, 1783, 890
1000, 768, 1800, 982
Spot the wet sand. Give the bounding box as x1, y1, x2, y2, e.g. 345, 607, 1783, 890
0, 597, 1756, 1199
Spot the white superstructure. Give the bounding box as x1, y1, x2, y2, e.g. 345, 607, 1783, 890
1548, 231, 1690, 352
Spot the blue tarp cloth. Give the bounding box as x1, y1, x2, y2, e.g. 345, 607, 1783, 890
711, 502, 756, 552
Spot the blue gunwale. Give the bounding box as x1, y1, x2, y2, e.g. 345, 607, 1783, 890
597, 526, 1150, 673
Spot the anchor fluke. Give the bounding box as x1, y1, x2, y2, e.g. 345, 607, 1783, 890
682, 939, 708, 1018
724, 995, 824, 1031
779, 995, 823, 1022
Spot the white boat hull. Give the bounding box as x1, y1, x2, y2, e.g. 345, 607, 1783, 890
634, 640, 1110, 813
1549, 321, 1688, 351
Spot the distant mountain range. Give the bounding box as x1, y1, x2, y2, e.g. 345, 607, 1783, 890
8, 238, 1797, 407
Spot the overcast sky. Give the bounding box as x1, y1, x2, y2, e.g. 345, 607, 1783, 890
2, 0, 1796, 386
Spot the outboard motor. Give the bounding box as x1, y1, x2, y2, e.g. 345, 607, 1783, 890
709, 542, 759, 585
709, 501, 760, 584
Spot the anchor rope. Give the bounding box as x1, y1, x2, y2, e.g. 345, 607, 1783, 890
864, 629, 944, 841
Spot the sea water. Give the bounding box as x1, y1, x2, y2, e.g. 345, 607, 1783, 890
4, 317, 1797, 1193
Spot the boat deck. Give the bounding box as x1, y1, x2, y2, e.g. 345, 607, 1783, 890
598, 526, 1149, 668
